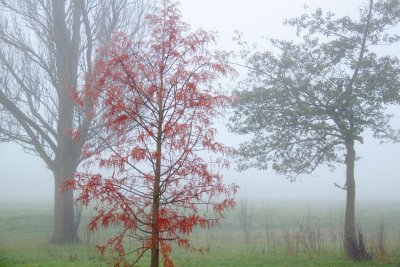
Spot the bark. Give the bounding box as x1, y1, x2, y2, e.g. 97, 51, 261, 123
51, 125, 80, 243
343, 0, 373, 260
150, 81, 164, 267
344, 140, 358, 259
49, 0, 81, 243
52, 164, 79, 243
150, 155, 161, 267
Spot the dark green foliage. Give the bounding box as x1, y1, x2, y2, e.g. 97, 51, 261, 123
230, 0, 400, 260
230, 0, 400, 179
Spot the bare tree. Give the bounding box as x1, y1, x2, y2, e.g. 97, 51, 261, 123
0, 0, 153, 243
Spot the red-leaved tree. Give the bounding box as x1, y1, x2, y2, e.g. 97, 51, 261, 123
68, 1, 237, 266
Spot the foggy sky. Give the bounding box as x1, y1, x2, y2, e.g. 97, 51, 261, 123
1, 0, 399, 202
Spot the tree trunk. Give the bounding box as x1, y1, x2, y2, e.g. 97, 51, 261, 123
52, 167, 79, 243
344, 141, 358, 259
150, 83, 164, 267
50, 0, 82, 244
150, 175, 160, 267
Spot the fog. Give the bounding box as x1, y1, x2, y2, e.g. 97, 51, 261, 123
1, 0, 399, 202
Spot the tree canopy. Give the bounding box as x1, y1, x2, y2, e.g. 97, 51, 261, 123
230, 0, 400, 178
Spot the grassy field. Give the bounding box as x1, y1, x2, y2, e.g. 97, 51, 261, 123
0, 199, 399, 266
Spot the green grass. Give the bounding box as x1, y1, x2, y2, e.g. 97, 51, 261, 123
0, 200, 399, 266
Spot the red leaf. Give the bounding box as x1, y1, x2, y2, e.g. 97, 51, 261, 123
72, 1, 237, 266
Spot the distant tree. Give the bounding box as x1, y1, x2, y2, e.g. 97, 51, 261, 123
229, 0, 400, 260
68, 1, 237, 266
0, 0, 153, 243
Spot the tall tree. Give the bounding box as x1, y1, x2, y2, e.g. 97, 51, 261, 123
229, 0, 400, 260
0, 0, 152, 243
68, 1, 237, 266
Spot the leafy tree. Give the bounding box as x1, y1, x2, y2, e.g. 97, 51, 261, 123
229, 0, 400, 260
68, 1, 237, 266
0, 0, 152, 242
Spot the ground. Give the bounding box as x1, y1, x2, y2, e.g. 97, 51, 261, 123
0, 200, 399, 266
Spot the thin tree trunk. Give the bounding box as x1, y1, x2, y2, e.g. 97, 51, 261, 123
344, 141, 357, 259
150, 168, 160, 267
151, 88, 164, 267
